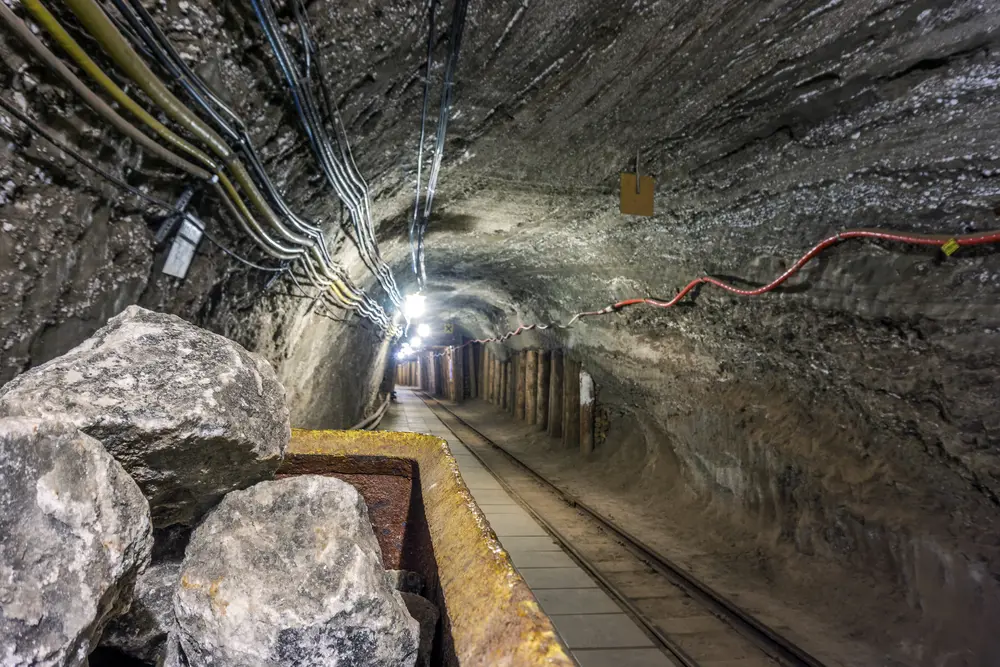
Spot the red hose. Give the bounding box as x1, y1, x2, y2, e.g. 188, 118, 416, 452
442, 227, 1000, 351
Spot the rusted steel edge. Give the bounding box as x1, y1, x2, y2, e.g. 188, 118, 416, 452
416, 393, 827, 667
286, 428, 576, 667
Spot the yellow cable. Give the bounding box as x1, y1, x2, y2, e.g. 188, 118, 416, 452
22, 0, 365, 313
21, 0, 219, 173
57, 0, 360, 298
60, 0, 312, 246
0, 1, 210, 180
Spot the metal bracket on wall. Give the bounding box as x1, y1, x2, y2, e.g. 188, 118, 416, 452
154, 186, 197, 248
161, 213, 204, 280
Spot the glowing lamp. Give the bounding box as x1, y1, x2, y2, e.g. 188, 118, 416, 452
416, 323, 431, 338
403, 294, 426, 319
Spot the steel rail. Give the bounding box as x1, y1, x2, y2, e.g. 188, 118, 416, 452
418, 392, 828, 667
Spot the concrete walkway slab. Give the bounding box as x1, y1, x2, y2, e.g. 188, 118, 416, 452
519, 567, 598, 589
381, 389, 677, 667
549, 613, 654, 649
534, 588, 622, 615
574, 648, 678, 667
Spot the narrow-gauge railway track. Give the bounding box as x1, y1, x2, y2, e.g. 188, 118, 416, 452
417, 392, 828, 667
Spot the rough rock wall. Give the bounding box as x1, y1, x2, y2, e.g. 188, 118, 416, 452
0, 0, 398, 427
370, 0, 1000, 664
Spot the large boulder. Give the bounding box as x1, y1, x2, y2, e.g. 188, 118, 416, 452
99, 561, 181, 664
0, 418, 152, 667
175, 476, 419, 667
0, 305, 290, 527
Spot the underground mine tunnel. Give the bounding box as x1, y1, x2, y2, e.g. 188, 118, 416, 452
1, 0, 999, 665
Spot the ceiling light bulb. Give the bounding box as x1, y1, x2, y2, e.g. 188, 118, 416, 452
403, 294, 426, 319
416, 323, 431, 338
409, 336, 423, 348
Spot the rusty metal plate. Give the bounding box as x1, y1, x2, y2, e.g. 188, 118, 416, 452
620, 173, 655, 216
284, 429, 575, 667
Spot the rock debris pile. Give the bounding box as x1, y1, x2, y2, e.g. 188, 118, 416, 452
0, 307, 422, 667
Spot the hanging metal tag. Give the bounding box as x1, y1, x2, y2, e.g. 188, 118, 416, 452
620, 151, 654, 216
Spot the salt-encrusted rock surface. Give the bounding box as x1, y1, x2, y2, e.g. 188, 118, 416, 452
0, 418, 152, 666
99, 561, 181, 665
175, 475, 418, 667
0, 305, 290, 527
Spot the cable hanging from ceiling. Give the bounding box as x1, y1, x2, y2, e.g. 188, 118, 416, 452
411, 0, 471, 289
428, 227, 1000, 355
247, 0, 404, 309
1, 0, 397, 334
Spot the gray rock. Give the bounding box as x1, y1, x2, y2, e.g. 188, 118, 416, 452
386, 569, 425, 596
160, 634, 188, 667
0, 305, 291, 528
0, 418, 152, 667
99, 562, 181, 664
175, 475, 418, 667
400, 593, 439, 667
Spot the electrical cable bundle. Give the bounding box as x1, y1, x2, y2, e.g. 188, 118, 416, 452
247, 0, 403, 309
0, 0, 398, 334
426, 227, 1000, 356
411, 0, 471, 288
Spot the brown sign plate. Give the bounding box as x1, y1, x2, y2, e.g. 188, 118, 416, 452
620, 173, 655, 217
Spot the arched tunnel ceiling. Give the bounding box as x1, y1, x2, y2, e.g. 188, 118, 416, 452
348, 0, 1000, 344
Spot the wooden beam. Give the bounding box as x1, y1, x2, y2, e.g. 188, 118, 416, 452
562, 357, 580, 449
580, 369, 595, 455
516, 350, 527, 420
525, 350, 539, 425
547, 350, 563, 438
536, 350, 550, 430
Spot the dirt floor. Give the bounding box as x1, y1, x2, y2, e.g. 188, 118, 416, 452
442, 396, 985, 667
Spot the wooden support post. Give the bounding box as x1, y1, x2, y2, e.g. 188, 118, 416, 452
494, 356, 502, 406
438, 355, 444, 396
500, 360, 509, 410
525, 350, 539, 425
562, 357, 581, 449
455, 344, 465, 402
488, 353, 495, 404
467, 345, 477, 400
490, 352, 498, 404
447, 350, 454, 401
478, 345, 487, 398
510, 356, 518, 415
481, 352, 490, 401
548, 350, 563, 438
426, 355, 434, 395
536, 350, 550, 430
516, 351, 527, 420
580, 369, 595, 455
